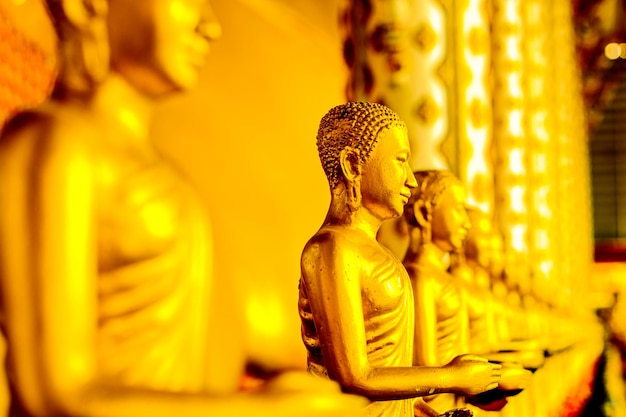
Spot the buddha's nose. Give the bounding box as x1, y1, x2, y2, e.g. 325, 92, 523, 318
406, 167, 418, 189
198, 2, 222, 41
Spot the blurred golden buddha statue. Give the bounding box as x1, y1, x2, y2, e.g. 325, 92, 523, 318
298, 102, 502, 417
0, 1, 365, 416
485, 230, 514, 345
402, 171, 472, 363
452, 209, 544, 370
402, 171, 531, 414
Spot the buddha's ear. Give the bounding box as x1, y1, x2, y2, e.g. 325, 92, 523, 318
414, 199, 432, 228
339, 146, 362, 182
60, 0, 108, 28
52, 0, 110, 91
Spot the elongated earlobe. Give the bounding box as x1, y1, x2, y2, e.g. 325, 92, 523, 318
60, 0, 108, 26
414, 200, 432, 244
52, 0, 110, 95
339, 147, 361, 181
339, 147, 362, 212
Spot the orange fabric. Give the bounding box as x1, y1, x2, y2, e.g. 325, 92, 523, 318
0, 6, 54, 127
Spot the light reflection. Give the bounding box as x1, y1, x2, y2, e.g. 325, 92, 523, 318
509, 148, 524, 174
605, 42, 622, 60
510, 185, 525, 213
464, 0, 482, 30
431, 84, 447, 139
504, 0, 519, 24
508, 72, 522, 98
538, 260, 553, 276
511, 224, 527, 252
506, 37, 521, 61
509, 109, 523, 136
428, 5, 444, 36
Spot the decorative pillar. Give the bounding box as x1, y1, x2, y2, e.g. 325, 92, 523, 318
522, 1, 557, 303
453, 0, 494, 214
550, 0, 593, 311
341, 0, 451, 170
491, 0, 530, 293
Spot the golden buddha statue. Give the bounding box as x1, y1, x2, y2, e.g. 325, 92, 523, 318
298, 102, 502, 417
0, 1, 365, 416
402, 170, 473, 413
402, 172, 531, 414
455, 209, 544, 370
485, 230, 514, 346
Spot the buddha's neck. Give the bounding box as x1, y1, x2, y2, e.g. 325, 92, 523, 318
89, 74, 155, 143
417, 242, 450, 270
404, 227, 422, 261
325, 190, 382, 239
405, 228, 448, 269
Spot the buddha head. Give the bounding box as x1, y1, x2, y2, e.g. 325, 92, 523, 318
317, 102, 416, 220
404, 170, 471, 252
45, 0, 221, 97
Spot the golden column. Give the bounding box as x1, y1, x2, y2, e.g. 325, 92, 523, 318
453, 0, 494, 214
341, 0, 495, 213
491, 0, 531, 296
341, 0, 451, 170
522, 1, 558, 305
550, 0, 593, 311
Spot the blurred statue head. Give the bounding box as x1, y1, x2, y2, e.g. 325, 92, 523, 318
45, 0, 221, 97
404, 170, 470, 252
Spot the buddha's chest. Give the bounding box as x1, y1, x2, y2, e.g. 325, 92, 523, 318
433, 275, 463, 321
360, 249, 411, 315
466, 287, 488, 319
96, 158, 200, 270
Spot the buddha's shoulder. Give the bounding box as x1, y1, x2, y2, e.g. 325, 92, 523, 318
1, 104, 99, 157
306, 226, 373, 249
407, 262, 456, 292
302, 227, 375, 261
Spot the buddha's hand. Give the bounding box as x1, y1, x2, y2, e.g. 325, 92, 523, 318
259, 371, 368, 417
498, 362, 532, 390
261, 370, 345, 394
445, 354, 501, 396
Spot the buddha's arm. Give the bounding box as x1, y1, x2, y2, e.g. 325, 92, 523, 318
301, 235, 500, 401
481, 350, 545, 370
410, 269, 440, 367
0, 129, 365, 417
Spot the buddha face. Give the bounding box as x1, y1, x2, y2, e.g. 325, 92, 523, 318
359, 126, 417, 221
108, 0, 221, 96
430, 183, 471, 252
